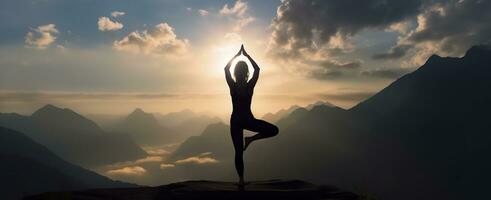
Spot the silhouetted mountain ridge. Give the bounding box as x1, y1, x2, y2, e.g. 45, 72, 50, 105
162, 45, 491, 200
0, 127, 135, 200
115, 108, 175, 146
262, 101, 337, 123
0, 105, 147, 167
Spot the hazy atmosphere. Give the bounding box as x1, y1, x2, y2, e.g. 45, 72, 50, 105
3, 0, 481, 117
1, 1, 491, 200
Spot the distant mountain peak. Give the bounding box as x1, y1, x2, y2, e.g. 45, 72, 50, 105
123, 107, 160, 128
127, 108, 156, 120
131, 108, 145, 115
34, 104, 63, 114
201, 122, 228, 136
32, 104, 79, 119
306, 101, 335, 110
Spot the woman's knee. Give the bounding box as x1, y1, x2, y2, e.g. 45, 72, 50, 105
268, 125, 279, 136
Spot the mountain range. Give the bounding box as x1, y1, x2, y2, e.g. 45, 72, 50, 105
0, 127, 135, 199
261, 101, 335, 123
162, 45, 491, 200
2, 45, 490, 199
0, 105, 147, 167
114, 108, 176, 146
112, 108, 221, 146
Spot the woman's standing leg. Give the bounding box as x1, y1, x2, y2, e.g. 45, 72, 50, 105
230, 121, 244, 184
243, 119, 279, 151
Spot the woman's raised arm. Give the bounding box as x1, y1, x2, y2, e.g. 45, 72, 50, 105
243, 47, 260, 88
225, 47, 242, 88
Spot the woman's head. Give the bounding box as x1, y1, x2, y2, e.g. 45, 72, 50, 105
234, 61, 249, 84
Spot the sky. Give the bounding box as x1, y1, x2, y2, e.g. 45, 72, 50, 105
1, 0, 490, 118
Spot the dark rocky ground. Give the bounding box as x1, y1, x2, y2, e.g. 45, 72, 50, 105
25, 179, 359, 200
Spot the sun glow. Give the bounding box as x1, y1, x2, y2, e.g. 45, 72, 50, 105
211, 43, 255, 81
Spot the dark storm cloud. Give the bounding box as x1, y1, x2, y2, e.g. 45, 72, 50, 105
269, 0, 423, 58
376, 0, 491, 60
408, 0, 491, 53
269, 0, 491, 80
268, 0, 423, 80
372, 44, 413, 60
308, 60, 362, 80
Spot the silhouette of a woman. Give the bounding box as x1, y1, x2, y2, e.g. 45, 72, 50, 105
224, 45, 279, 186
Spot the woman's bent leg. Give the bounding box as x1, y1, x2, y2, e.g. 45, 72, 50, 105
243, 119, 279, 151
230, 123, 244, 182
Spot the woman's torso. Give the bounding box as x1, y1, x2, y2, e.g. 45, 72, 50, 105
230, 84, 254, 121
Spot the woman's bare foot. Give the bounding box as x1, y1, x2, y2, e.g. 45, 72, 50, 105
237, 177, 245, 191
243, 137, 252, 151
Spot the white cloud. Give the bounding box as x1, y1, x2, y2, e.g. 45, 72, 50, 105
25, 24, 58, 49
98, 17, 123, 31
198, 9, 209, 16
387, 20, 413, 34
160, 163, 175, 169
220, 0, 248, 17
186, 7, 192, 11
219, 0, 255, 31
233, 16, 255, 32
175, 156, 219, 165
111, 11, 125, 18
113, 23, 189, 56
107, 166, 146, 176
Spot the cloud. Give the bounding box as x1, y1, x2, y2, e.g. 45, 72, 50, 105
387, 20, 414, 34
144, 148, 170, 156
361, 68, 412, 79
308, 60, 362, 80
267, 0, 491, 79
113, 23, 189, 56
233, 16, 254, 32
198, 9, 209, 16
111, 11, 125, 18
266, 0, 424, 80
380, 0, 491, 65
372, 44, 413, 60
219, 0, 248, 17
198, 152, 213, 156
135, 156, 162, 164
268, 0, 422, 59
160, 163, 175, 169
107, 166, 146, 176
25, 24, 58, 49
219, 0, 255, 32
98, 17, 123, 31
175, 154, 219, 165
